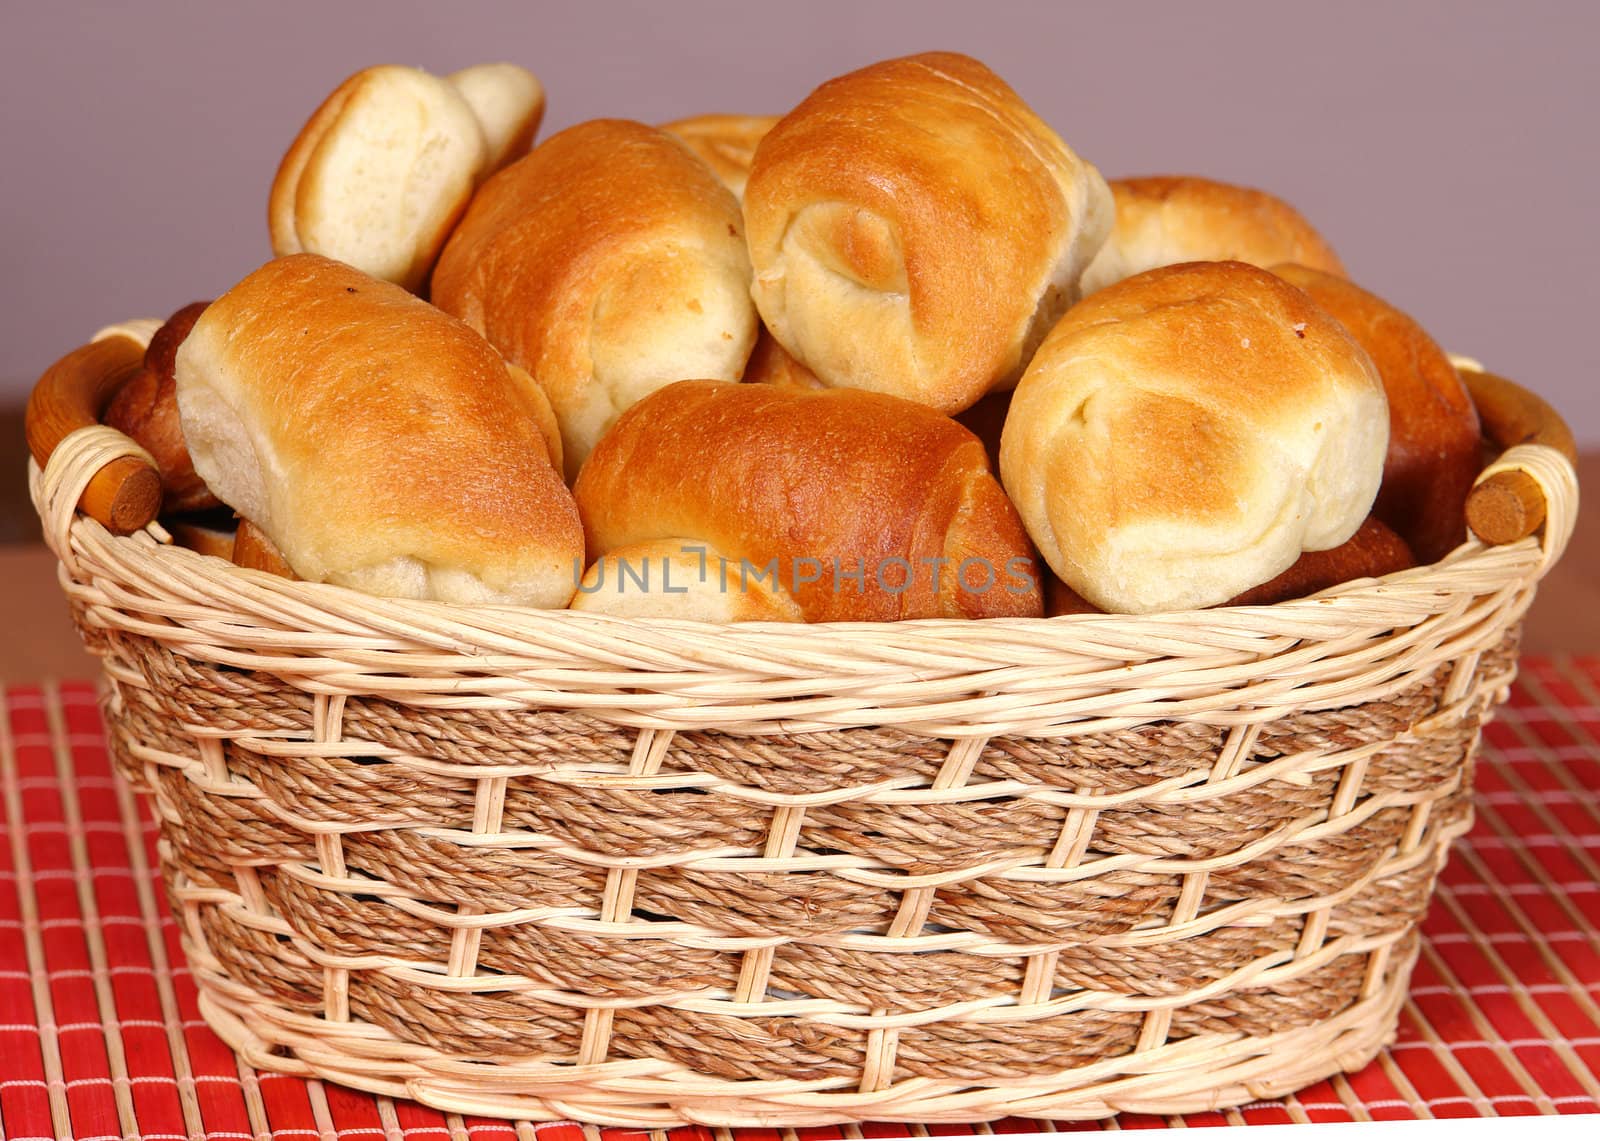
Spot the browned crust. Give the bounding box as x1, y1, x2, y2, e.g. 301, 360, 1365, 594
233, 517, 299, 579
431, 118, 755, 477
1272, 263, 1482, 563
574, 380, 1042, 621
1085, 176, 1345, 293
103, 301, 218, 513
743, 51, 1108, 412
660, 113, 778, 197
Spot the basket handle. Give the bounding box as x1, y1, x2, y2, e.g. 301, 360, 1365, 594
1457, 363, 1578, 547
25, 330, 162, 535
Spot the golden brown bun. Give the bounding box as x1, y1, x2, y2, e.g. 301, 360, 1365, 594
268, 65, 487, 292
660, 113, 777, 200
743, 52, 1112, 414
143, 301, 208, 380
232, 517, 299, 579
174, 254, 582, 607
103, 301, 220, 514
1045, 515, 1414, 614
1225, 514, 1414, 606
743, 329, 825, 389
447, 63, 545, 174
1002, 261, 1389, 614
1271, 264, 1482, 563
1043, 575, 1100, 617
571, 381, 1043, 622
432, 119, 758, 479
1081, 176, 1346, 295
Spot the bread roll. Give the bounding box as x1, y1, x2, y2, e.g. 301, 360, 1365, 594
1271, 264, 1481, 563
1002, 261, 1388, 614
572, 381, 1043, 622
232, 517, 299, 579
660, 113, 777, 200
104, 301, 219, 513
1224, 514, 1414, 606
1081, 176, 1345, 295
432, 119, 758, 479
448, 62, 545, 173
743, 52, 1112, 414
1045, 515, 1414, 614
143, 301, 207, 381
1042, 575, 1101, 617
174, 254, 582, 606
268, 65, 487, 292
165, 516, 237, 561
743, 329, 824, 389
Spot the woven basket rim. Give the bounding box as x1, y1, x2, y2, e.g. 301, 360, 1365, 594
30, 324, 1580, 647
28, 450, 1576, 636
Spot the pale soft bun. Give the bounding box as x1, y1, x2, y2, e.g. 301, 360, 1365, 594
268, 65, 487, 292
1002, 261, 1389, 614
432, 119, 758, 480
448, 62, 545, 174
1044, 515, 1415, 615
174, 254, 582, 607
660, 113, 777, 200
1081, 176, 1345, 295
572, 381, 1043, 622
743, 51, 1112, 414
1271, 264, 1482, 564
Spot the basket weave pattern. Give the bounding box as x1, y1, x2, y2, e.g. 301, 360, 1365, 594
30, 423, 1579, 1126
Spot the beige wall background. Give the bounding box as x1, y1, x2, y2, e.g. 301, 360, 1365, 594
2, 1, 1596, 444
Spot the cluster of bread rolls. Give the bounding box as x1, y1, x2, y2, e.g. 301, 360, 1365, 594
122, 50, 1486, 621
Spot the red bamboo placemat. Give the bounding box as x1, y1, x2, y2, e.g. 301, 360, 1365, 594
3, 658, 1598, 1139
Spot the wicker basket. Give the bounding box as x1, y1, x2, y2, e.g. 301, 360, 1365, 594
26, 323, 1579, 1127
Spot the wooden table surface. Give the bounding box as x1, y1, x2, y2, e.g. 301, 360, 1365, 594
1, 406, 1594, 684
